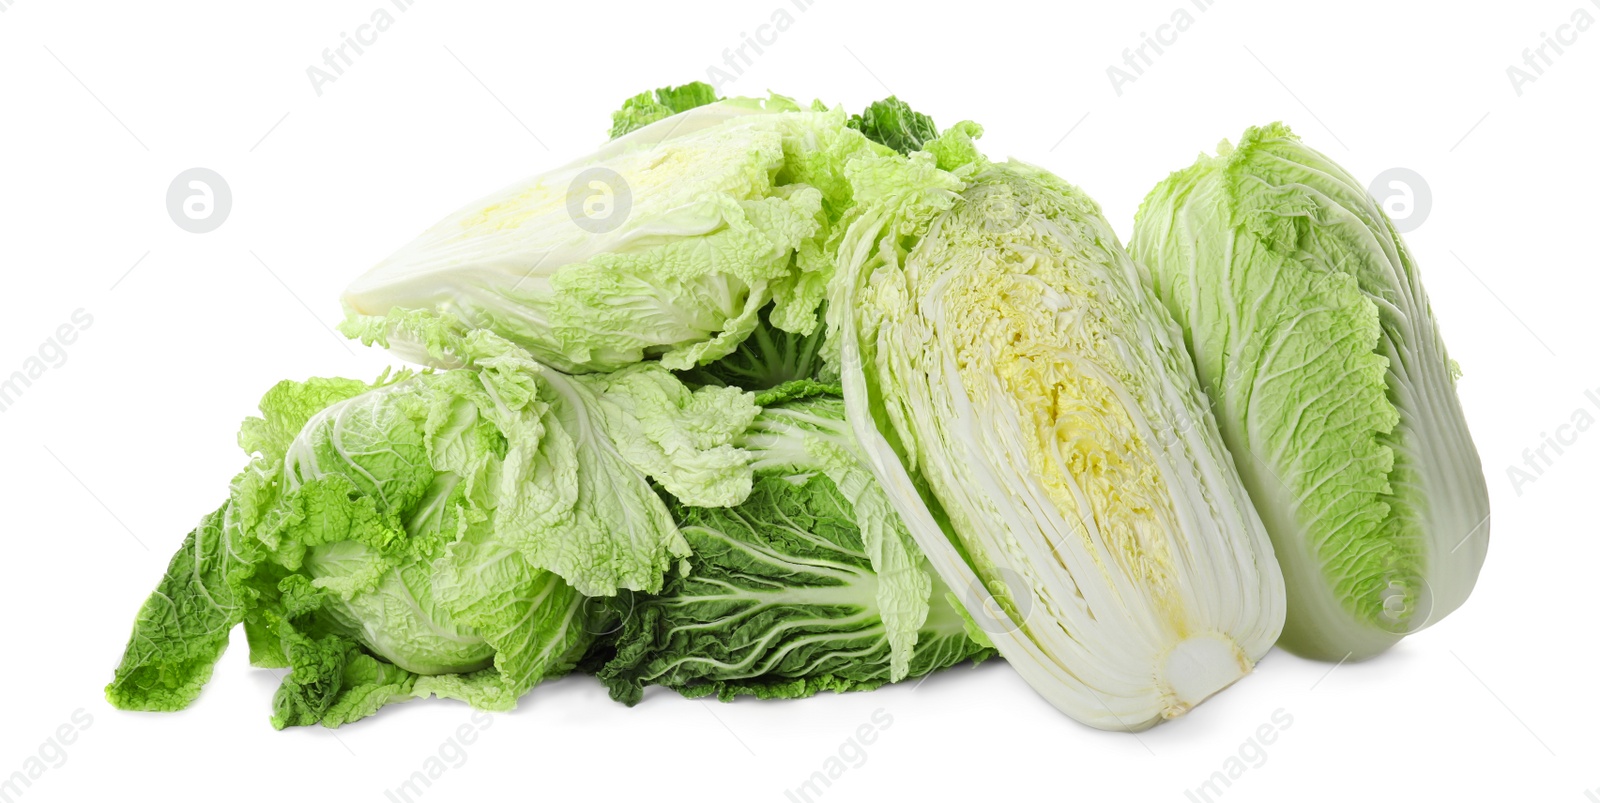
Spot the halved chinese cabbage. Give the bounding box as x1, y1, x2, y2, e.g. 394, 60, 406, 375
342, 94, 882, 373
1130, 123, 1489, 661
831, 128, 1285, 731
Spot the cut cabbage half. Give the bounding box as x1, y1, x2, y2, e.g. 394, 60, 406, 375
343, 97, 879, 373
832, 135, 1286, 731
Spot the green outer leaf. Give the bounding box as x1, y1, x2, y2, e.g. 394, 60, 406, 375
676, 305, 836, 392
108, 370, 385, 712
424, 528, 596, 707
314, 653, 419, 728
260, 576, 423, 729
848, 96, 939, 155
752, 378, 840, 408
575, 363, 760, 509
597, 474, 990, 705
736, 386, 935, 679
502, 368, 693, 596
105, 505, 256, 711
609, 82, 721, 139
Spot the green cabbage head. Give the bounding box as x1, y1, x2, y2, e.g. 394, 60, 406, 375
1131, 123, 1490, 661
106, 314, 760, 727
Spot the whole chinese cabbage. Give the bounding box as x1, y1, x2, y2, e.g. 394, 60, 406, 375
106, 315, 759, 727
1130, 123, 1489, 661
830, 127, 1286, 731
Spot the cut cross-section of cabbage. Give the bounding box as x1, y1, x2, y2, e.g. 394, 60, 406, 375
831, 131, 1286, 731
1130, 123, 1490, 661
343, 96, 880, 374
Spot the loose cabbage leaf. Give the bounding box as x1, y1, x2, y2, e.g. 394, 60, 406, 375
104, 504, 259, 712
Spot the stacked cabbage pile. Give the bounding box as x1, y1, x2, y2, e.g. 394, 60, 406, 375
106, 85, 1488, 732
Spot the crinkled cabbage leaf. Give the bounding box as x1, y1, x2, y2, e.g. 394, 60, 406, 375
597, 382, 991, 703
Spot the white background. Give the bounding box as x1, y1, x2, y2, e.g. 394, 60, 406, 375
1, 0, 1594, 801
